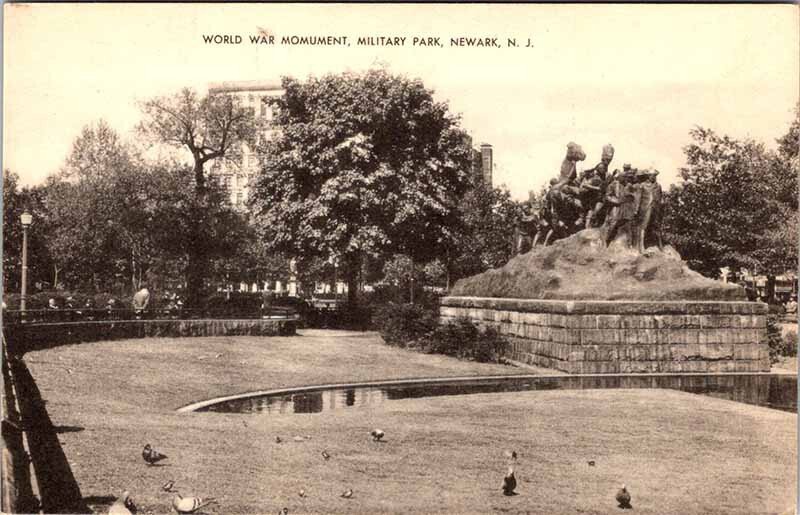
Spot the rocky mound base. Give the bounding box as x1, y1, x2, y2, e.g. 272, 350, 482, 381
451, 229, 745, 301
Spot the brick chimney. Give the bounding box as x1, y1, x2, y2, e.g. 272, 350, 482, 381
480, 143, 493, 187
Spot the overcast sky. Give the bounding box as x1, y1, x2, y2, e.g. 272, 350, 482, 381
4, 3, 798, 200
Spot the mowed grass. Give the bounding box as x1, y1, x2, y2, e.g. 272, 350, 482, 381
23, 330, 797, 515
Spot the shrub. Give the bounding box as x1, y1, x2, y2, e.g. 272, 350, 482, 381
783, 331, 798, 358
471, 326, 509, 363
421, 318, 477, 357
373, 302, 438, 347
373, 301, 510, 363
416, 318, 509, 363
766, 314, 797, 363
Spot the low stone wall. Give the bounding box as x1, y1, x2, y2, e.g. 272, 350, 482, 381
440, 297, 769, 374
5, 319, 297, 355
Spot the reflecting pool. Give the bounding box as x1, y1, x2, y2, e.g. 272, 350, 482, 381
196, 374, 797, 415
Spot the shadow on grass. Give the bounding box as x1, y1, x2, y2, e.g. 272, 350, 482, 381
9, 358, 90, 514
54, 425, 85, 434
82, 495, 116, 504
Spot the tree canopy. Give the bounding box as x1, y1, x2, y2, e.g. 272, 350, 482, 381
662, 118, 798, 285
35, 121, 248, 295
249, 70, 472, 304
446, 183, 524, 283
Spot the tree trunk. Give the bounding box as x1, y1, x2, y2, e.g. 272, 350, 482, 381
409, 258, 415, 304
131, 249, 137, 292
186, 161, 209, 308
345, 253, 360, 309
766, 275, 776, 304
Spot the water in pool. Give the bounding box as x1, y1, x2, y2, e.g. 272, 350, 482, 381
196, 374, 797, 415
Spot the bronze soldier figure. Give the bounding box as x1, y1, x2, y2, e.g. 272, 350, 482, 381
603, 167, 636, 247
637, 169, 663, 252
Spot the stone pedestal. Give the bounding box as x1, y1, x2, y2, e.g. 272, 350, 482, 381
440, 297, 769, 374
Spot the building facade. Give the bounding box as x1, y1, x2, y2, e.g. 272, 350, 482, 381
207, 80, 284, 208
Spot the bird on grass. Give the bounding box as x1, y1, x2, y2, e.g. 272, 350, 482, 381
172, 494, 217, 514
588, 460, 596, 467
108, 491, 136, 515
370, 429, 385, 442
321, 450, 331, 461
341, 488, 353, 499
502, 466, 517, 496
275, 436, 282, 444
615, 484, 632, 509
142, 444, 168, 466
162, 480, 176, 493
298, 489, 306, 498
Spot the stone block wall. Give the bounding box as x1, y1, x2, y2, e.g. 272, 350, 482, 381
440, 297, 769, 374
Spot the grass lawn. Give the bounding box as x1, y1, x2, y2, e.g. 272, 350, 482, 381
23, 330, 797, 515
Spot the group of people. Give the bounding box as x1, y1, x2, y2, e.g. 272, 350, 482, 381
515, 142, 664, 253
38, 286, 183, 319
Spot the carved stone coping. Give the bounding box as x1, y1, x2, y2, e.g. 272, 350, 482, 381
440, 297, 768, 316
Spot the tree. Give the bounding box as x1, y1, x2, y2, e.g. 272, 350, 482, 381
137, 88, 257, 306
3, 170, 58, 293
446, 183, 525, 284
44, 121, 153, 291
250, 70, 472, 306
3, 170, 25, 291
662, 123, 798, 299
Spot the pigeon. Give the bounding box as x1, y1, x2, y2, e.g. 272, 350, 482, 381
341, 488, 353, 499
298, 489, 306, 498
142, 444, 168, 466
615, 484, 632, 509
502, 466, 517, 496
108, 491, 136, 515
172, 494, 217, 514
321, 450, 331, 461
275, 436, 282, 443
162, 480, 176, 493
588, 460, 595, 467
370, 429, 385, 442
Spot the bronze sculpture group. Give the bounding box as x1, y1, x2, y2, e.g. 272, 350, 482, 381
514, 142, 663, 254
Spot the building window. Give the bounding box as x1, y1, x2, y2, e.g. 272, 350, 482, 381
261, 102, 268, 117
236, 192, 244, 206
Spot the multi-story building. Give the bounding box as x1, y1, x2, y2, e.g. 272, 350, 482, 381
207, 80, 284, 208
207, 81, 299, 295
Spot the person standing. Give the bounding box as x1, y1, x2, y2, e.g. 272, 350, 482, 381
132, 286, 151, 319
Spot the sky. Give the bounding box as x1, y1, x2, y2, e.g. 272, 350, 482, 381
4, 3, 798, 200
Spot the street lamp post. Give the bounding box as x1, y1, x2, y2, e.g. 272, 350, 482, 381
20, 211, 33, 313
